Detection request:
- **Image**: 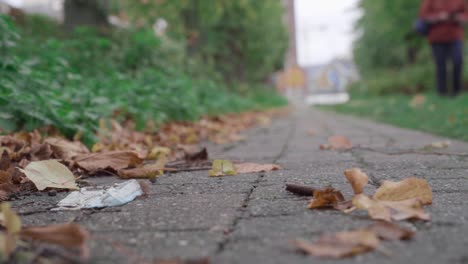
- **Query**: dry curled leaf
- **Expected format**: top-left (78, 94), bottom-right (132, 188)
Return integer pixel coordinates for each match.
top-left (234, 163), bottom-right (281, 174)
top-left (19, 160), bottom-right (78, 191)
top-left (308, 188), bottom-right (345, 209)
top-left (118, 156), bottom-right (167, 179)
top-left (44, 137), bottom-right (90, 161)
top-left (209, 160), bottom-right (237, 177)
top-left (343, 168), bottom-right (369, 195)
top-left (291, 230), bottom-right (380, 258)
top-left (20, 223), bottom-right (90, 259)
top-left (353, 194), bottom-right (430, 222)
top-left (373, 177), bottom-right (432, 205)
top-left (367, 221), bottom-right (415, 241)
top-left (74, 151), bottom-right (143, 173)
top-left (328, 136), bottom-right (353, 150)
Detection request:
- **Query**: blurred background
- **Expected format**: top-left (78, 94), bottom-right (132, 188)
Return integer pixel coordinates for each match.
top-left (1, 0), bottom-right (467, 142)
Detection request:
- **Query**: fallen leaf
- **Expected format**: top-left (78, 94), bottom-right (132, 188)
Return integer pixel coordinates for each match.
top-left (343, 168), bottom-right (369, 195)
top-left (333, 200), bottom-right (355, 212)
top-left (147, 147), bottom-right (171, 160)
top-left (353, 194), bottom-right (430, 222)
top-left (367, 221), bottom-right (415, 241)
top-left (234, 163), bottom-right (281, 174)
top-left (19, 160), bottom-right (78, 191)
top-left (20, 223), bottom-right (90, 258)
top-left (308, 188), bottom-right (345, 209)
top-left (74, 151), bottom-right (143, 173)
top-left (118, 156), bottom-right (167, 179)
top-left (0, 202), bottom-right (21, 258)
top-left (0, 203), bottom-right (21, 233)
top-left (321, 136), bottom-right (353, 150)
top-left (209, 160), bottom-right (237, 177)
top-left (45, 137), bottom-right (90, 160)
top-left (423, 141), bottom-right (451, 150)
top-left (291, 230), bottom-right (380, 258)
top-left (373, 177), bottom-right (432, 205)
top-left (30, 143), bottom-right (53, 161)
top-left (0, 151), bottom-right (11, 171)
top-left (184, 147), bottom-right (208, 162)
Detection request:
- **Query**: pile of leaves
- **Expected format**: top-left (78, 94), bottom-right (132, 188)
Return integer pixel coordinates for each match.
top-left (288, 167), bottom-right (433, 259)
top-left (0, 109), bottom-right (287, 200)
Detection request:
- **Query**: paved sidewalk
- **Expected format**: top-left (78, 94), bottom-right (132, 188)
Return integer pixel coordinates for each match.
top-left (14, 109), bottom-right (468, 264)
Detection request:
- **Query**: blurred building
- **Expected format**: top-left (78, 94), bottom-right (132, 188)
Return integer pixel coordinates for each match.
top-left (303, 58), bottom-right (359, 105)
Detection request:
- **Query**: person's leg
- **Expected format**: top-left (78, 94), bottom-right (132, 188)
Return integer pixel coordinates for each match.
top-left (449, 40), bottom-right (463, 96)
top-left (431, 43), bottom-right (449, 96)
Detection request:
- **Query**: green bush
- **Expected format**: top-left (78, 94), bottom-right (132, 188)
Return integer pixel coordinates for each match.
top-left (0, 15), bottom-right (286, 143)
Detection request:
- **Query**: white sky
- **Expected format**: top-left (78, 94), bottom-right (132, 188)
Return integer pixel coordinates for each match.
top-left (296, 0), bottom-right (361, 66)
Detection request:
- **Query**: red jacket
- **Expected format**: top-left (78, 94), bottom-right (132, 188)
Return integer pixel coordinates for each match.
top-left (419, 0), bottom-right (468, 43)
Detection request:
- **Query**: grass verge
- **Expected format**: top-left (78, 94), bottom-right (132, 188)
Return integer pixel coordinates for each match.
top-left (321, 92), bottom-right (468, 141)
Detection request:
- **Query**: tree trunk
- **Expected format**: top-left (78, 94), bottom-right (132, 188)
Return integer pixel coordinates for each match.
top-left (64, 0), bottom-right (109, 31)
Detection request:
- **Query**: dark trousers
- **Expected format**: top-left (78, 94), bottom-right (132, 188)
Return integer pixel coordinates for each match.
top-left (431, 41), bottom-right (463, 96)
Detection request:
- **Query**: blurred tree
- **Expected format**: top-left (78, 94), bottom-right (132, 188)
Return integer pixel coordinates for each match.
top-left (353, 0), bottom-right (428, 75)
top-left (114, 0), bottom-right (287, 83)
top-left (64, 0), bottom-right (109, 31)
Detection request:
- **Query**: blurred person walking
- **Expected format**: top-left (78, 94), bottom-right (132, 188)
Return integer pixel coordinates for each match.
top-left (419, 0), bottom-right (468, 97)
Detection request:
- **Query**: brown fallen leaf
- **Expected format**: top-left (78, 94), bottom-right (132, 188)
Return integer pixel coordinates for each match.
top-left (308, 188), bottom-right (345, 209)
top-left (409, 94), bottom-right (426, 108)
top-left (367, 221), bottom-right (415, 241)
top-left (328, 136), bottom-right (353, 150)
top-left (234, 163), bottom-right (281, 174)
top-left (353, 194), bottom-right (430, 222)
top-left (184, 147), bottom-right (208, 162)
top-left (74, 151), bottom-right (143, 173)
top-left (333, 200), bottom-right (355, 212)
top-left (19, 160), bottom-right (78, 191)
top-left (29, 143), bottom-right (54, 161)
top-left (343, 168), bottom-right (369, 195)
top-left (20, 223), bottom-right (90, 258)
top-left (291, 230), bottom-right (380, 258)
top-left (118, 156), bottom-right (168, 179)
top-left (45, 137), bottom-right (90, 161)
top-left (373, 177), bottom-right (432, 205)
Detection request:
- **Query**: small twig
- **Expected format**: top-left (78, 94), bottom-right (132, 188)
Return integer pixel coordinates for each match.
top-left (285, 184), bottom-right (316, 196)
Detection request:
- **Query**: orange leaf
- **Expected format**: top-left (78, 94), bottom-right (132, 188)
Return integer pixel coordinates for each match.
top-left (308, 188), bottom-right (345, 209)
top-left (343, 168), bottom-right (369, 195)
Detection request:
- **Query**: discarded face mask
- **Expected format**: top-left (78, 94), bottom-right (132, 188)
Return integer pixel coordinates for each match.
top-left (54, 179), bottom-right (143, 210)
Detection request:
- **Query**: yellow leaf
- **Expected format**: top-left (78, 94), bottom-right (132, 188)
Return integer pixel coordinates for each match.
top-left (209, 160), bottom-right (237, 177)
top-left (0, 202), bottom-right (21, 258)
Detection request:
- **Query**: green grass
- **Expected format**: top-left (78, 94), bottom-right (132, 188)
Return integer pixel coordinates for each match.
top-left (321, 92), bottom-right (468, 141)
